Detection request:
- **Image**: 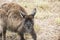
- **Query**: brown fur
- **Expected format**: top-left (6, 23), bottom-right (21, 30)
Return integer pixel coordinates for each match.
top-left (0, 9), bottom-right (7, 40)
top-left (0, 3), bottom-right (27, 14)
top-left (0, 3), bottom-right (27, 40)
top-left (0, 9), bottom-right (7, 25)
top-left (0, 3), bottom-right (37, 40)
top-left (7, 9), bottom-right (24, 32)
top-left (0, 9), bottom-right (7, 18)
top-left (0, 3), bottom-right (27, 32)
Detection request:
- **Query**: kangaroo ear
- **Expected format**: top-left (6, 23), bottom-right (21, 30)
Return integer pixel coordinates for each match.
top-left (20, 11), bottom-right (26, 18)
top-left (30, 8), bottom-right (36, 17)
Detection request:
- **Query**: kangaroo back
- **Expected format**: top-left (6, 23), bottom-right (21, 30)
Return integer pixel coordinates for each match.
top-left (0, 3), bottom-right (27, 14)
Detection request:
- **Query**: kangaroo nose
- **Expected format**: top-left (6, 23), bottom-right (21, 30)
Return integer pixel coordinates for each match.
top-left (27, 21), bottom-right (31, 26)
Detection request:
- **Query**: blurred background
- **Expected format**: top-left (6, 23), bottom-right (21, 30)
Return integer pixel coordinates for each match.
top-left (0, 0), bottom-right (60, 40)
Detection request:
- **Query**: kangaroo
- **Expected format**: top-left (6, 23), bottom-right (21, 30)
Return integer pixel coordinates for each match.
top-left (0, 3), bottom-right (37, 40)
